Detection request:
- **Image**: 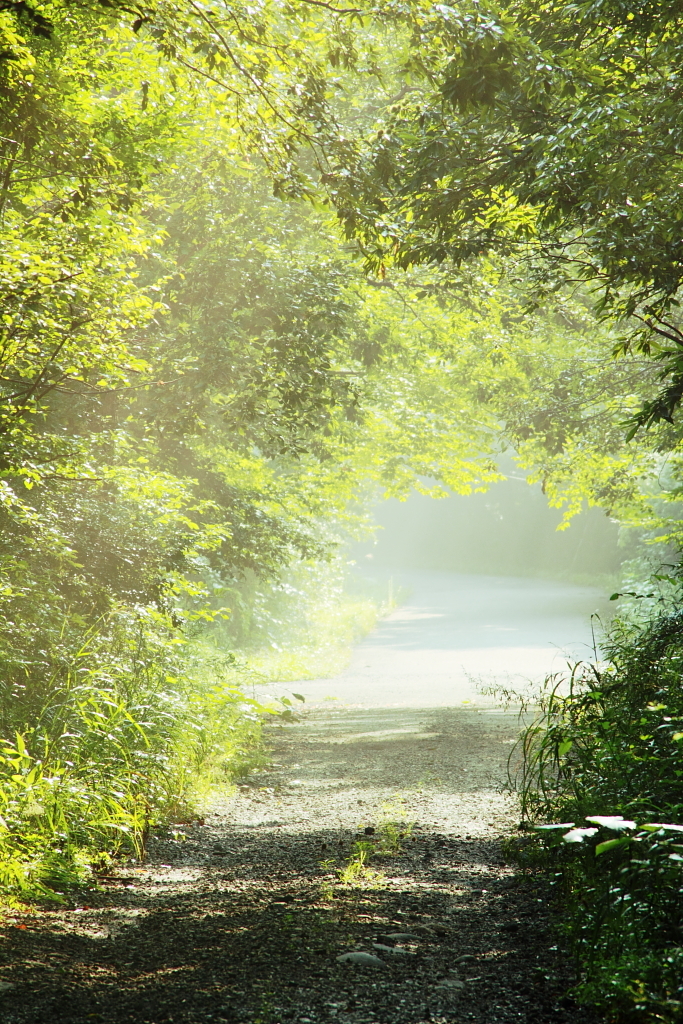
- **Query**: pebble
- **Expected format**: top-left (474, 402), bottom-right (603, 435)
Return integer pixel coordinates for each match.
top-left (336, 952), bottom-right (386, 967)
top-left (372, 943), bottom-right (414, 955)
top-left (385, 932), bottom-right (420, 941)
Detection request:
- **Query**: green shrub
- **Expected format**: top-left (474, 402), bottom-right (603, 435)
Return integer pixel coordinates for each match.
top-left (518, 609), bottom-right (683, 1022)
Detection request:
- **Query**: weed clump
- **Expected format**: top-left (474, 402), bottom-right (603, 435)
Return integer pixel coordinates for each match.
top-left (322, 797), bottom-right (414, 895)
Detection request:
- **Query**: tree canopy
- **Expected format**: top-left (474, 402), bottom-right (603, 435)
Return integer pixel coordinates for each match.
top-left (317, 0), bottom-right (683, 429)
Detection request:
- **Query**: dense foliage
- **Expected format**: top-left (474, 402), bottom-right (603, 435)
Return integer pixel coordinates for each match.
top-left (515, 608), bottom-right (683, 1021)
top-left (327, 0), bottom-right (683, 430)
top-left (4, 4), bottom-right (683, 1020)
top-left (0, 0), bottom-right (368, 893)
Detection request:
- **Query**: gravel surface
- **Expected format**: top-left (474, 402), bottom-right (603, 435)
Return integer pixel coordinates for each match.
top-left (0, 574), bottom-right (607, 1023)
top-left (0, 704), bottom-right (602, 1024)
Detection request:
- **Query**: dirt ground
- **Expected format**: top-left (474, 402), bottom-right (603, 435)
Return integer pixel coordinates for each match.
top-left (0, 702), bottom-right (603, 1024)
top-left (0, 573), bottom-right (609, 1023)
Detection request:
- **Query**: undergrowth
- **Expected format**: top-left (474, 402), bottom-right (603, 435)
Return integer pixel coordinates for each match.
top-left (0, 609), bottom-right (269, 902)
top-left (0, 563), bottom-right (394, 906)
top-left (514, 607), bottom-right (683, 1023)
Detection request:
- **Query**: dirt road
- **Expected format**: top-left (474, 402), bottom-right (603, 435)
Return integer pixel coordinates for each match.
top-left (0, 572), bottom-right (606, 1024)
top-left (284, 570), bottom-right (606, 708)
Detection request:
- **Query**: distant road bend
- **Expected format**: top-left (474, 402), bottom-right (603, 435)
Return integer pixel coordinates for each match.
top-left (290, 569), bottom-right (606, 708)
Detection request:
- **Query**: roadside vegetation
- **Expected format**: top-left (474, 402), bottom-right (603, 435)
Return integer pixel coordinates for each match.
top-left (0, 554), bottom-right (394, 902)
top-left (4, 1), bottom-right (683, 1018)
top-left (512, 600), bottom-right (683, 1022)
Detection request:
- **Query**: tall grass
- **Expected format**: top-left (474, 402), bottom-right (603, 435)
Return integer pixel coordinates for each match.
top-left (0, 608), bottom-right (268, 899)
top-left (0, 559), bottom-right (393, 903)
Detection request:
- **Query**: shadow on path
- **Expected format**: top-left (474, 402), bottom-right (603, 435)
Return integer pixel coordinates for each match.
top-left (1, 826), bottom-right (601, 1024)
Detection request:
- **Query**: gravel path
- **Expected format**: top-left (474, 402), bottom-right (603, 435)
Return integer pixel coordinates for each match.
top-left (278, 570), bottom-right (607, 708)
top-left (0, 572), bottom-right (607, 1024)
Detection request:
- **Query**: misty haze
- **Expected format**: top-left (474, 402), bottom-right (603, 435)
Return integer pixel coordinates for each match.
top-left (288, 470), bottom-right (617, 707)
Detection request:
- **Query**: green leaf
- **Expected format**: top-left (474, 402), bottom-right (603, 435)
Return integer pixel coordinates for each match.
top-left (595, 837), bottom-right (631, 856)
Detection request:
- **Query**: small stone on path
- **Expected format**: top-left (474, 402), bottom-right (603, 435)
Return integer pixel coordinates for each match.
top-left (372, 943), bottom-right (414, 955)
top-left (336, 952), bottom-right (386, 967)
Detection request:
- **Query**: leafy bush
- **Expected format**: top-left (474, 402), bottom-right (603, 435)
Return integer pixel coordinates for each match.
top-left (0, 548), bottom-right (394, 904)
top-left (518, 610), bottom-right (683, 1021)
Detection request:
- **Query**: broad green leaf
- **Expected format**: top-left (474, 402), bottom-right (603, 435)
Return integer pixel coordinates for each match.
top-left (595, 837), bottom-right (631, 856)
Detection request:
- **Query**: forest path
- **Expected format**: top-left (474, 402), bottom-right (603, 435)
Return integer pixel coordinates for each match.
top-left (2, 573), bottom-right (606, 1024)
top-left (282, 569), bottom-right (605, 708)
